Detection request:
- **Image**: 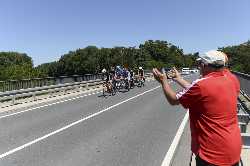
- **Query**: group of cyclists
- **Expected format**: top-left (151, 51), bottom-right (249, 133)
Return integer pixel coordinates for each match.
top-left (101, 66), bottom-right (145, 96)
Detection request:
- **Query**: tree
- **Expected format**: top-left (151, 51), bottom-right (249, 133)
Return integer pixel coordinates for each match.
top-left (0, 52), bottom-right (43, 81)
top-left (219, 41), bottom-right (250, 74)
top-left (3, 40), bottom-right (249, 81)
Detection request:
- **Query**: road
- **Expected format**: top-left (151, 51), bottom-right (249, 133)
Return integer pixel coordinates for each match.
top-left (0, 74), bottom-right (197, 166)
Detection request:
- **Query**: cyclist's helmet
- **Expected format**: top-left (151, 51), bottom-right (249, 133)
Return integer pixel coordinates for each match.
top-left (116, 66), bottom-right (121, 70)
top-left (102, 68), bottom-right (107, 73)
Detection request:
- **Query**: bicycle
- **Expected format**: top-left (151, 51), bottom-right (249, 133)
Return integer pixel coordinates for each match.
top-left (123, 78), bottom-right (130, 91)
top-left (102, 81), bottom-right (115, 96)
top-left (137, 76), bottom-right (145, 88)
top-left (129, 78), bottom-right (135, 89)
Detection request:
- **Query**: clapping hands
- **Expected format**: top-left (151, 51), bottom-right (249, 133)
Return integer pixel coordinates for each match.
top-left (166, 67), bottom-right (181, 81)
top-left (152, 68), bottom-right (166, 83)
top-left (152, 67), bottom-right (181, 84)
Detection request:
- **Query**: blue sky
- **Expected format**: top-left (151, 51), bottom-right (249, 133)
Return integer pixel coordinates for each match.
top-left (0, 0), bottom-right (250, 66)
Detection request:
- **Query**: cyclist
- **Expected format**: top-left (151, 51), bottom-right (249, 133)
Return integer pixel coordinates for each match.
top-left (122, 67), bottom-right (130, 90)
top-left (138, 67), bottom-right (145, 80)
top-left (129, 69), bottom-right (135, 88)
top-left (114, 66), bottom-right (123, 90)
top-left (115, 66), bottom-right (123, 79)
top-left (102, 68), bottom-right (114, 95)
top-left (137, 67), bottom-right (145, 86)
top-left (110, 66), bottom-right (117, 92)
top-left (101, 68), bottom-right (107, 81)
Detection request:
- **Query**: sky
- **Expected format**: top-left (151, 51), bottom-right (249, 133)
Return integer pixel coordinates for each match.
top-left (0, 0), bottom-right (250, 66)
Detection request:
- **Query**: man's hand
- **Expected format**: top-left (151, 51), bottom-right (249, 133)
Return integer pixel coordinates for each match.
top-left (152, 68), bottom-right (167, 83)
top-left (170, 67), bottom-right (182, 81)
top-left (153, 68), bottom-right (179, 105)
top-left (168, 67), bottom-right (191, 88)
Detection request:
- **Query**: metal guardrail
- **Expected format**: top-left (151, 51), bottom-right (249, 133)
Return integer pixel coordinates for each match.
top-left (238, 89), bottom-right (250, 149)
top-left (238, 103), bottom-right (250, 133)
top-left (0, 74), bottom-right (103, 92)
top-left (241, 133), bottom-right (250, 149)
top-left (0, 73), bottom-right (154, 107)
top-left (232, 71), bottom-right (250, 97)
top-left (0, 79), bottom-right (103, 106)
top-left (0, 71), bottom-right (153, 93)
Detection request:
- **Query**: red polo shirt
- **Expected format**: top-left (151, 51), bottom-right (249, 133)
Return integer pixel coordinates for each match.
top-left (176, 71), bottom-right (241, 165)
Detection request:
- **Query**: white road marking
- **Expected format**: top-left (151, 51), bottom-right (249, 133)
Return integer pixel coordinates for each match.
top-left (0, 86), bottom-right (160, 159)
top-left (0, 77), bottom-right (190, 121)
top-left (161, 111), bottom-right (189, 166)
top-left (0, 77), bottom-right (193, 160)
top-left (0, 90), bottom-right (103, 120)
top-left (160, 75), bottom-right (192, 165)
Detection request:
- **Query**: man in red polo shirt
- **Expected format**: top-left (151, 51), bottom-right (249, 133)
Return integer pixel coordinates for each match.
top-left (153, 50), bottom-right (241, 166)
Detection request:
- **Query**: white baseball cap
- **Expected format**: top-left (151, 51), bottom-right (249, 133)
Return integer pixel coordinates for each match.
top-left (197, 50), bottom-right (226, 66)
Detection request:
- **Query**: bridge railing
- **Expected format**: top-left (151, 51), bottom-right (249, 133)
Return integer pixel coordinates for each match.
top-left (232, 71), bottom-right (250, 150)
top-left (0, 70), bottom-right (151, 93)
top-left (0, 74), bottom-right (103, 92)
top-left (0, 72), bottom-right (153, 107)
top-left (0, 70), bottom-right (153, 93)
top-left (0, 79), bottom-right (104, 107)
top-left (232, 71), bottom-right (250, 97)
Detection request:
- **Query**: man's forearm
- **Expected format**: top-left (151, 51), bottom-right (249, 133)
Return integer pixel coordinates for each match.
top-left (174, 78), bottom-right (191, 89)
top-left (161, 79), bottom-right (179, 105)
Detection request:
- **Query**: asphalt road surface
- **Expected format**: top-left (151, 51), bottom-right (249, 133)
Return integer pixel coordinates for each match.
top-left (0, 74), bottom-right (198, 166)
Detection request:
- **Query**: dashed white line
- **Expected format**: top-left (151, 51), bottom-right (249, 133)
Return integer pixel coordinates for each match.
top-left (0, 86), bottom-right (160, 159)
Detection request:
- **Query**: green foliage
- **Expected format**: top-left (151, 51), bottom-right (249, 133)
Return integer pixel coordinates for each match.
top-left (0, 52), bottom-right (43, 81)
top-left (57, 46), bottom-right (100, 75)
top-left (139, 40), bottom-right (194, 69)
top-left (2, 39), bottom-right (250, 81)
top-left (219, 40), bottom-right (250, 74)
top-left (0, 52), bottom-right (32, 67)
top-left (52, 40), bottom-right (193, 75)
top-left (0, 41), bottom-right (197, 80)
top-left (35, 62), bottom-right (59, 77)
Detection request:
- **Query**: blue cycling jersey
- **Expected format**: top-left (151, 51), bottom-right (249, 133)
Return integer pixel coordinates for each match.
top-left (122, 70), bottom-right (128, 77)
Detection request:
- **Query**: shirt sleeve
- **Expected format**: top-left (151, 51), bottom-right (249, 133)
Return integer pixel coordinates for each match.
top-left (176, 82), bottom-right (202, 109)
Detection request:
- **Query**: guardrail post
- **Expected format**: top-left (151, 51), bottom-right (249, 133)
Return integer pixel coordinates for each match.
top-left (77, 85), bottom-right (80, 92)
top-left (63, 88), bottom-right (67, 95)
top-left (86, 83), bottom-right (89, 90)
top-left (12, 95), bottom-right (16, 105)
top-left (49, 90), bottom-right (53, 98)
top-left (33, 93), bottom-right (36, 101)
